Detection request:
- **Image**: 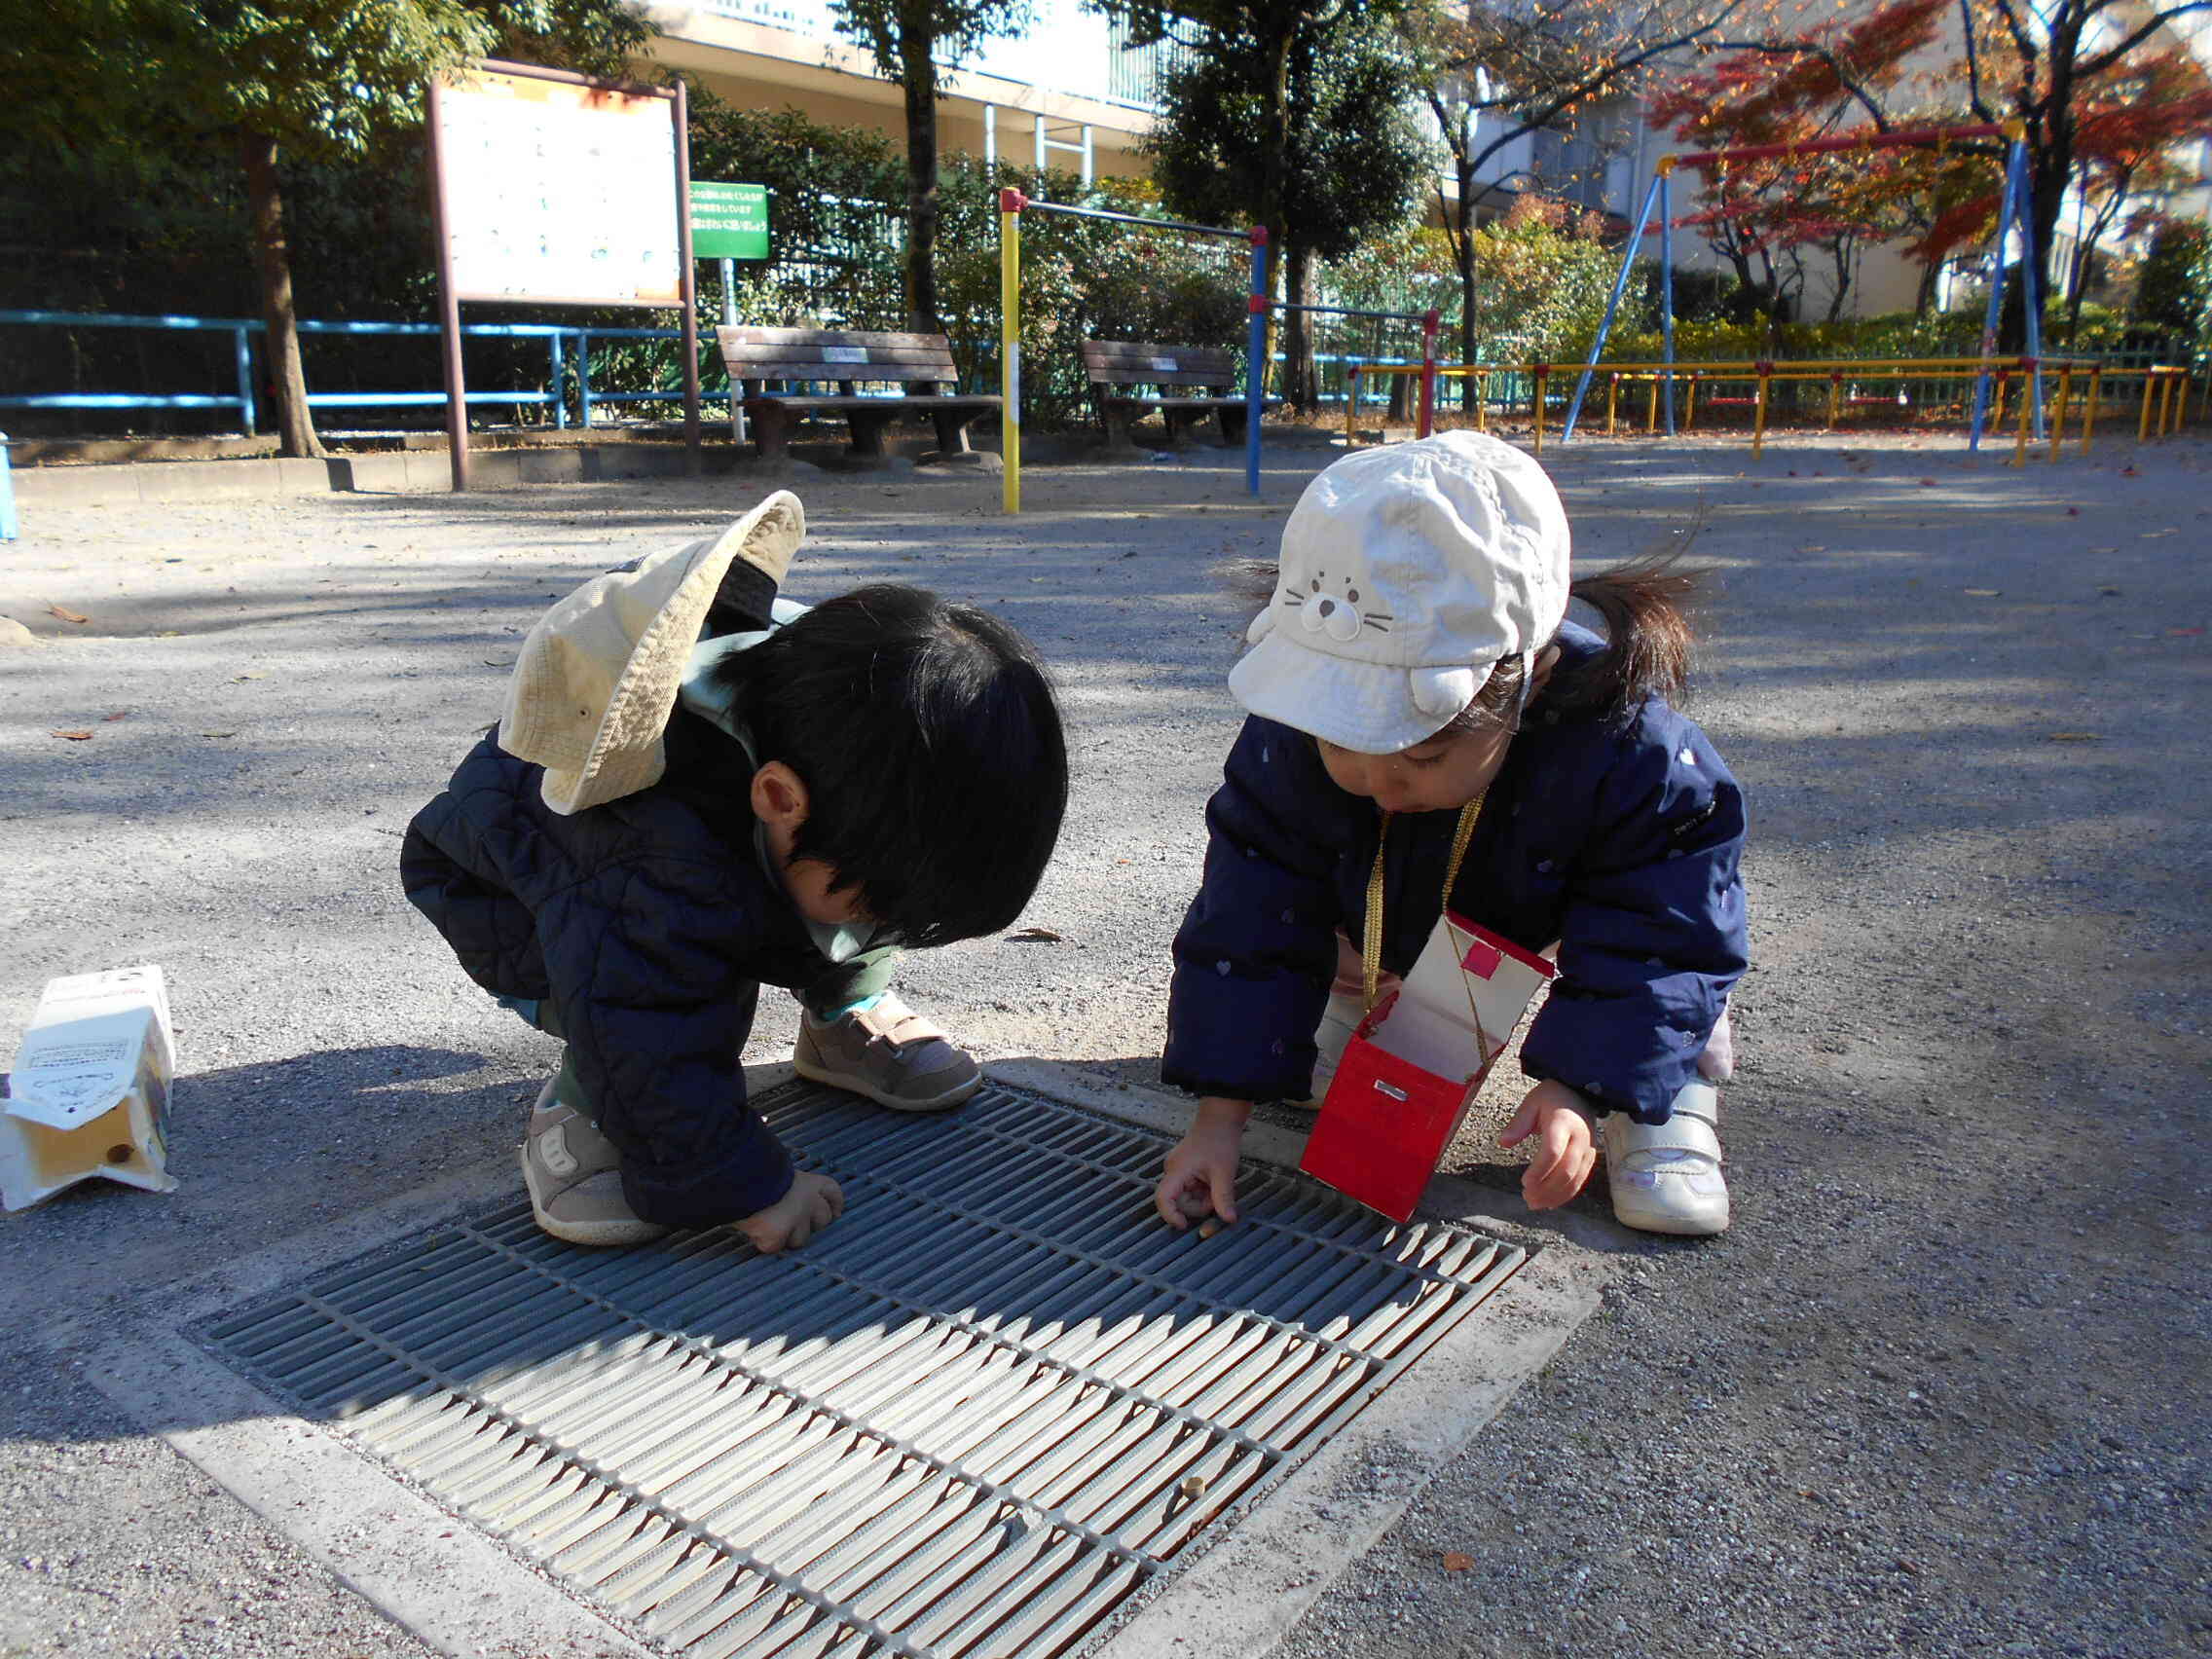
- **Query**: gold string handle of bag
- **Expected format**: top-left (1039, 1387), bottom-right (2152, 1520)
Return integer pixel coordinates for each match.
top-left (1358, 792), bottom-right (1492, 1065)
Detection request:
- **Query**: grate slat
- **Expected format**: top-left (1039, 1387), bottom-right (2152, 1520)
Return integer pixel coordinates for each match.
top-left (206, 1079), bottom-right (1529, 1659)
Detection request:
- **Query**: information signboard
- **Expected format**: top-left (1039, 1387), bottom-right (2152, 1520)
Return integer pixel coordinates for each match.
top-left (434, 67), bottom-right (682, 306)
top-left (689, 181), bottom-right (769, 261)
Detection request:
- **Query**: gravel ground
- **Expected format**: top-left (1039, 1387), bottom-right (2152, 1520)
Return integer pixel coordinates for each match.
top-left (1, 425), bottom-right (2206, 1657)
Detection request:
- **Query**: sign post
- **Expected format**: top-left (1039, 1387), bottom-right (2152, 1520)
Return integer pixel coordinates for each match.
top-left (689, 180), bottom-right (769, 446)
top-left (425, 59), bottom-right (698, 490)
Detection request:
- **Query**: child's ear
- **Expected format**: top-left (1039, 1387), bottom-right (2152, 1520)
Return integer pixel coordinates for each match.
top-left (1530, 645), bottom-right (1564, 697)
top-left (750, 761), bottom-right (811, 832)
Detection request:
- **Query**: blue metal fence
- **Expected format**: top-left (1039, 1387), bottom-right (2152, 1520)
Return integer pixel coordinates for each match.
top-left (0, 311), bottom-right (720, 433)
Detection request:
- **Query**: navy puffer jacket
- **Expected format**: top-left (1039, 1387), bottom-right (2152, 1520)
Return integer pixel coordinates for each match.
top-left (400, 708), bottom-right (825, 1227)
top-left (1162, 622), bottom-right (1749, 1123)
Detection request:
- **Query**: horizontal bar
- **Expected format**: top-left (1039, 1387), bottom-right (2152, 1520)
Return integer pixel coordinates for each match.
top-left (1672, 123), bottom-right (2006, 167)
top-left (1012, 199), bottom-right (1250, 240)
top-left (1265, 303), bottom-right (1430, 322)
top-left (2, 309), bottom-right (595, 340)
top-left (0, 393), bottom-right (245, 409)
top-left (303, 390), bottom-right (553, 407)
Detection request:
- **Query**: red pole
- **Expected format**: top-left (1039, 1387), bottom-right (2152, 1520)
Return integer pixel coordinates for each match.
top-left (1419, 308), bottom-right (1439, 439)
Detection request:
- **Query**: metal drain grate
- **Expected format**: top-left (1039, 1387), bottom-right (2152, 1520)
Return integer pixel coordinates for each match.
top-left (205, 1079), bottom-right (1528, 1659)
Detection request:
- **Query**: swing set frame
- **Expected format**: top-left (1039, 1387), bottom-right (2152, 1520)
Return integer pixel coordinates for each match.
top-left (1561, 119), bottom-right (2044, 452)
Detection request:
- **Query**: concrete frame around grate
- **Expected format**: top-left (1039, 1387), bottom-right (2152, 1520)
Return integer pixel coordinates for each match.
top-left (87, 1060), bottom-right (1612, 1659)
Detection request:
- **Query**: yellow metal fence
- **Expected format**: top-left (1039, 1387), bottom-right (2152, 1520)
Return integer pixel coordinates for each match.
top-left (1346, 357), bottom-right (2201, 461)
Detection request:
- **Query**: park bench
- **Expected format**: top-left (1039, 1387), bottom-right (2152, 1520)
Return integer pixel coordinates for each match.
top-left (717, 327), bottom-right (999, 462)
top-left (1083, 340), bottom-right (1272, 449)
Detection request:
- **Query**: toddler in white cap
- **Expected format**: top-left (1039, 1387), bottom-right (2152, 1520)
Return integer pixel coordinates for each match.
top-left (1158, 431), bottom-right (1747, 1235)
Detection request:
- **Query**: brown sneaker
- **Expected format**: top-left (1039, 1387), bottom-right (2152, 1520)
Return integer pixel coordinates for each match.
top-left (792, 993), bottom-right (981, 1113)
top-left (520, 1079), bottom-right (670, 1246)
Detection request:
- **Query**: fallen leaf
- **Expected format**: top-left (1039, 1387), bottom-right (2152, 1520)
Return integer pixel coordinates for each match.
top-left (1443, 1553), bottom-right (1475, 1572)
top-left (1008, 926), bottom-right (1064, 942)
top-left (101, 710), bottom-right (129, 721)
top-left (2047, 732), bottom-right (2100, 742)
top-left (47, 604), bottom-right (90, 624)
top-left (201, 729), bottom-right (238, 738)
top-left (1918, 478), bottom-right (1936, 487)
top-left (2087, 546), bottom-right (2118, 554)
top-left (2169, 627), bottom-right (2204, 637)
top-left (232, 670), bottom-right (268, 682)
top-left (2141, 528), bottom-right (2176, 538)
top-left (51, 729), bottom-right (93, 741)
top-left (2065, 506), bottom-right (2080, 516)
top-left (1963, 588), bottom-right (2002, 598)
top-left (482, 654), bottom-right (517, 668)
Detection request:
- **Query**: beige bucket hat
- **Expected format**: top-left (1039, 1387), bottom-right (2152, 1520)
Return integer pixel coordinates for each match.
top-left (498, 490), bottom-right (805, 814)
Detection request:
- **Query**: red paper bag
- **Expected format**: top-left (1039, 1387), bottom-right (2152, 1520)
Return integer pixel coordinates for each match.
top-left (1300, 911), bottom-right (1555, 1222)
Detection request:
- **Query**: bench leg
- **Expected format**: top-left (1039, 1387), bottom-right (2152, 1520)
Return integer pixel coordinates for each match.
top-left (748, 402), bottom-right (793, 461)
top-left (1217, 407), bottom-right (1249, 447)
top-left (845, 411), bottom-right (897, 461)
top-left (1101, 402), bottom-right (1137, 450)
top-left (930, 411), bottom-right (975, 455)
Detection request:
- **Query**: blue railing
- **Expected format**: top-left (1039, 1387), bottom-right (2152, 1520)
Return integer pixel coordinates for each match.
top-left (0, 311), bottom-right (720, 433)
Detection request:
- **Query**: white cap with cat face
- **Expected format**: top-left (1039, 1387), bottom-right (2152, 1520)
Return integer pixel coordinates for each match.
top-left (1231, 430), bottom-right (1571, 755)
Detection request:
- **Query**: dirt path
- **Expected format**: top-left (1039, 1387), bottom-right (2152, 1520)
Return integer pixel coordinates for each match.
top-left (2, 430), bottom-right (2205, 1657)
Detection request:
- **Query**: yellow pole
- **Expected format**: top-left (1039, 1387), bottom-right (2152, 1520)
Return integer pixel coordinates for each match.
top-left (2137, 370), bottom-right (2156, 442)
top-left (2010, 365), bottom-right (2032, 466)
top-left (1346, 366), bottom-right (1359, 448)
top-left (1825, 372), bottom-right (1842, 429)
top-left (2081, 367), bottom-right (2101, 454)
top-left (1751, 365), bottom-right (1770, 459)
top-left (999, 191), bottom-right (1022, 515)
top-left (1992, 369), bottom-right (2008, 429)
top-left (1476, 370), bottom-right (1489, 432)
top-left (2048, 366), bottom-right (2072, 463)
top-left (1645, 375), bottom-right (1660, 433)
top-left (1685, 373), bottom-right (1699, 431)
top-left (1605, 372), bottom-right (1618, 436)
top-left (1532, 364), bottom-right (1547, 456)
top-left (2162, 370), bottom-right (2182, 436)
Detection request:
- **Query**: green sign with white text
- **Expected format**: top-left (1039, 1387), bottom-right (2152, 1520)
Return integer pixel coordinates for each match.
top-left (689, 181), bottom-right (769, 261)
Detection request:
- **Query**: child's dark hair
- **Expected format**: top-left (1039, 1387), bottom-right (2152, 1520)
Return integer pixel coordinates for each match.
top-left (710, 584), bottom-right (1068, 947)
top-left (1448, 554), bottom-right (1700, 733)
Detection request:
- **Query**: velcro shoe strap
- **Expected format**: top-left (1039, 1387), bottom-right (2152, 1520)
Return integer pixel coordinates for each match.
top-left (1610, 1112), bottom-right (1722, 1161)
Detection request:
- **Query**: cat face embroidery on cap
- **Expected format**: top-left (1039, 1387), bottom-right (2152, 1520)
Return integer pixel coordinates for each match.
top-left (1279, 566), bottom-right (1393, 644)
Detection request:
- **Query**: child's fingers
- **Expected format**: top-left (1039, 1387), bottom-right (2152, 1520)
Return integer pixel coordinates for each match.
top-left (1206, 1167), bottom-right (1239, 1227)
top-left (1154, 1175), bottom-right (1193, 1231)
top-left (1497, 1094), bottom-right (1542, 1148)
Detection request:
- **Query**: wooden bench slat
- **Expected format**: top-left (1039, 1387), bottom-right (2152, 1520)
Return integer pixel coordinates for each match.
top-left (743, 394), bottom-right (1000, 411)
top-left (719, 342), bottom-right (957, 365)
top-left (721, 327), bottom-right (952, 350)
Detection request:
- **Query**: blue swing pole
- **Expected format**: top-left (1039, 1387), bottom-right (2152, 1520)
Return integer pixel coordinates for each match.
top-left (1563, 169), bottom-right (1666, 442)
top-left (1247, 226), bottom-right (1269, 498)
top-left (2015, 139), bottom-right (2046, 441)
top-left (1659, 160), bottom-right (1677, 435)
top-left (1969, 132), bottom-right (2030, 452)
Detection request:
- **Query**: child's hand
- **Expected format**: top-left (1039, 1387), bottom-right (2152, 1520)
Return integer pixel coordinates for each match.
top-left (1499, 1082), bottom-right (1599, 1210)
top-left (1154, 1098), bottom-right (1251, 1230)
top-left (737, 1170), bottom-right (845, 1253)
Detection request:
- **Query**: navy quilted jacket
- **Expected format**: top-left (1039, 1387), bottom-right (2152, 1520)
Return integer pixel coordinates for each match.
top-left (1162, 622), bottom-right (1749, 1123)
top-left (400, 708), bottom-right (821, 1227)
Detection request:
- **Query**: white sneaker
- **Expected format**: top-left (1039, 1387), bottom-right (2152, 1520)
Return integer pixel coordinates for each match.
top-left (1602, 1080), bottom-right (1730, 1235)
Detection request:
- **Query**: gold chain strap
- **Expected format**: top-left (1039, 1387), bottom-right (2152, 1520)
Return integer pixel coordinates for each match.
top-left (1359, 790), bottom-right (1489, 1016)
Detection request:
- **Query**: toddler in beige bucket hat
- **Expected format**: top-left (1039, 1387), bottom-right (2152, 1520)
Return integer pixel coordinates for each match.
top-left (402, 493), bottom-right (1069, 1255)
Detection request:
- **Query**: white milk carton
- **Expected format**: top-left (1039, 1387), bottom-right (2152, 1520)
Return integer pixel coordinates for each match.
top-left (1, 966), bottom-right (176, 1211)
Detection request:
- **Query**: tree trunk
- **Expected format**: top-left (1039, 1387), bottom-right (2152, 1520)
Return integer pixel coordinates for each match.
top-left (1456, 158), bottom-right (1480, 412)
top-left (1282, 240), bottom-right (1315, 410)
top-left (238, 128), bottom-right (324, 460)
top-left (899, 16), bottom-right (942, 334)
